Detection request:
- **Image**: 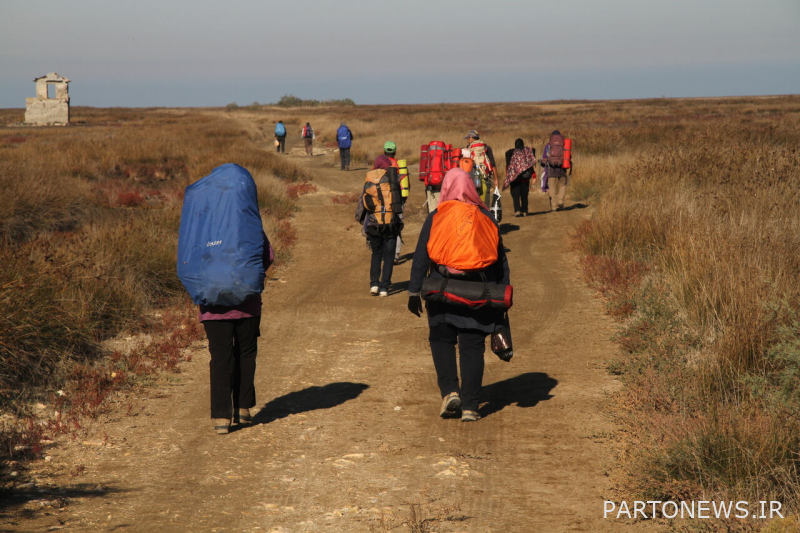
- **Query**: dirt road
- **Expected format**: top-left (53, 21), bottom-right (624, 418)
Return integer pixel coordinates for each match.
top-left (3, 135), bottom-right (654, 532)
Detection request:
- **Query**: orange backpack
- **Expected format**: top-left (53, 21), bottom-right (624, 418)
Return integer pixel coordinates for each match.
top-left (363, 169), bottom-right (399, 225)
top-left (428, 201), bottom-right (499, 272)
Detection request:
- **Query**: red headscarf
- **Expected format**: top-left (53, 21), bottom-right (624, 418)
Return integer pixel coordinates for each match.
top-left (439, 168), bottom-right (486, 209)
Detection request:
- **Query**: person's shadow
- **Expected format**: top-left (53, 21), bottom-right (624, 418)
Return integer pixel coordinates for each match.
top-left (479, 372), bottom-right (557, 418)
top-left (499, 223), bottom-right (520, 235)
top-left (252, 382), bottom-right (369, 425)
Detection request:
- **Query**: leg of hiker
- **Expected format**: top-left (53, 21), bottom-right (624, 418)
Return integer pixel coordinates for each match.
top-left (510, 181), bottom-right (522, 215)
top-left (339, 149), bottom-right (346, 170)
top-left (556, 176), bottom-right (567, 209)
top-left (380, 234), bottom-right (396, 292)
top-left (520, 178), bottom-right (530, 214)
top-left (457, 329), bottom-right (487, 413)
top-left (304, 138), bottom-right (313, 156)
top-left (367, 233), bottom-right (384, 290)
top-left (231, 316), bottom-right (259, 418)
top-left (429, 322), bottom-right (460, 398)
top-left (344, 148), bottom-right (351, 170)
top-left (547, 177), bottom-right (559, 211)
top-left (204, 320), bottom-right (236, 421)
top-left (278, 136), bottom-right (286, 154)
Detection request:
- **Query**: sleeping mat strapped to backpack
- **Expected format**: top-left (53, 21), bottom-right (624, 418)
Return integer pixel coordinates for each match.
top-left (177, 163), bottom-right (266, 307)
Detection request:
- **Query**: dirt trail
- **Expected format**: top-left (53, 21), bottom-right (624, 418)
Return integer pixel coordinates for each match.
top-left (3, 130), bottom-right (656, 532)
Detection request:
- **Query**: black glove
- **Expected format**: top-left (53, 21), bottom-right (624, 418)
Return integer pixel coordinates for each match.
top-left (407, 294), bottom-right (423, 317)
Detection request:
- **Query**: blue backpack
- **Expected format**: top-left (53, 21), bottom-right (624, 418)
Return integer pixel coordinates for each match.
top-left (275, 122), bottom-right (286, 136)
top-left (337, 126), bottom-right (352, 149)
top-left (177, 164), bottom-right (266, 307)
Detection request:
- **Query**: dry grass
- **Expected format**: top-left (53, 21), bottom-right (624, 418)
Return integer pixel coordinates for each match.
top-left (3, 95), bottom-right (800, 521)
top-left (0, 107), bottom-right (309, 460)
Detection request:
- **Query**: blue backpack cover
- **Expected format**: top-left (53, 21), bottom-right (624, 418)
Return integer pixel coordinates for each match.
top-left (177, 164), bottom-right (265, 306)
top-left (275, 122), bottom-right (286, 136)
top-left (337, 126), bottom-right (351, 149)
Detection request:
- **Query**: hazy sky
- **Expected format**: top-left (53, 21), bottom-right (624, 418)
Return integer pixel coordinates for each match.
top-left (1, 0), bottom-right (798, 107)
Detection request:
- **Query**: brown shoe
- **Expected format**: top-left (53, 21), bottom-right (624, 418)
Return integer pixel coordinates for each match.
top-left (461, 410), bottom-right (480, 422)
top-left (440, 392), bottom-right (462, 419)
top-left (213, 418), bottom-right (231, 435)
top-left (237, 408), bottom-right (253, 425)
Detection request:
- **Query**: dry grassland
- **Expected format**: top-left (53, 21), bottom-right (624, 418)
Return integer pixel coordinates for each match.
top-left (2, 95), bottom-right (799, 521)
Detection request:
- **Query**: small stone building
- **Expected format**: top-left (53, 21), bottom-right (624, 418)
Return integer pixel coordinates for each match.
top-left (25, 72), bottom-right (71, 125)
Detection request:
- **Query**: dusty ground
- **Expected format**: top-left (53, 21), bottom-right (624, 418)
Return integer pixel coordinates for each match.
top-left (1, 132), bottom-right (658, 532)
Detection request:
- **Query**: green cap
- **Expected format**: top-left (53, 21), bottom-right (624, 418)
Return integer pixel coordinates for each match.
top-left (383, 141), bottom-right (397, 154)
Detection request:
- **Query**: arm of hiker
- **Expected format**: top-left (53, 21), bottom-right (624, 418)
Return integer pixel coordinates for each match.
top-left (262, 232), bottom-right (275, 271)
top-left (497, 237), bottom-right (510, 285)
top-left (408, 213), bottom-right (434, 295)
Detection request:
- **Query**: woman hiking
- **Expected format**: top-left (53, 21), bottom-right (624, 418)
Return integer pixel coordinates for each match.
top-left (177, 164), bottom-right (274, 435)
top-left (503, 138), bottom-right (537, 217)
top-left (407, 168), bottom-right (510, 422)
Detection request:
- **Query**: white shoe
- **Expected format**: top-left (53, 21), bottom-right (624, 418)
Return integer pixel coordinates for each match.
top-left (379, 290), bottom-right (388, 297)
top-left (370, 286), bottom-right (379, 295)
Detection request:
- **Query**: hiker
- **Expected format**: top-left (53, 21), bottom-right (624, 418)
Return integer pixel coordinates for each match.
top-left (176, 164), bottom-right (274, 435)
top-left (503, 138), bottom-right (537, 217)
top-left (337, 122), bottom-right (354, 170)
top-left (301, 122), bottom-right (314, 155)
top-left (274, 120), bottom-right (287, 154)
top-left (407, 168), bottom-right (510, 422)
top-left (356, 156), bottom-right (403, 296)
top-left (464, 130), bottom-right (497, 207)
top-left (541, 130), bottom-right (573, 211)
top-left (372, 141), bottom-right (407, 264)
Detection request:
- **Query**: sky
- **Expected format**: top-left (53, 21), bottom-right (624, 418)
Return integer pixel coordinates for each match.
top-left (1, 0), bottom-right (798, 107)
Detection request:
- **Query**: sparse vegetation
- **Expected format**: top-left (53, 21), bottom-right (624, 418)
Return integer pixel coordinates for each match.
top-left (276, 94), bottom-right (356, 108)
top-left (0, 107), bottom-right (310, 465)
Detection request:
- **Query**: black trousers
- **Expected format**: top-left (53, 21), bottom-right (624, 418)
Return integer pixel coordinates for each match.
top-left (202, 317), bottom-right (260, 419)
top-left (367, 232), bottom-right (396, 291)
top-left (510, 178), bottom-right (530, 214)
top-left (276, 135), bottom-right (286, 153)
top-left (340, 148), bottom-right (351, 170)
top-left (429, 322), bottom-right (487, 412)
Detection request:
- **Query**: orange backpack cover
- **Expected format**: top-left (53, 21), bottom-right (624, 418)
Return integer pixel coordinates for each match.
top-left (428, 201), bottom-right (499, 271)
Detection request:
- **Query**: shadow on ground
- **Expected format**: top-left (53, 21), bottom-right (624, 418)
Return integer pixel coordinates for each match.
top-left (253, 382), bottom-right (369, 425)
top-left (479, 372), bottom-right (557, 418)
top-left (0, 483), bottom-right (125, 514)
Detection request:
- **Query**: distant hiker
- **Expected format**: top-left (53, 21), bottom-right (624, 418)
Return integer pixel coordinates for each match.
top-left (274, 120), bottom-right (287, 154)
top-left (177, 164), bottom-right (274, 435)
top-left (356, 156), bottom-right (403, 296)
top-left (302, 122), bottom-right (314, 156)
top-left (464, 130), bottom-right (497, 207)
top-left (337, 122), bottom-right (354, 170)
top-left (541, 130), bottom-right (573, 211)
top-left (407, 168), bottom-right (511, 422)
top-left (503, 138), bottom-right (537, 217)
top-left (372, 141), bottom-right (407, 264)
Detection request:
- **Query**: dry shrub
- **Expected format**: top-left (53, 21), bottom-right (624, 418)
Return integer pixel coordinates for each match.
top-left (571, 96), bottom-right (800, 514)
top-left (0, 108), bottom-right (305, 414)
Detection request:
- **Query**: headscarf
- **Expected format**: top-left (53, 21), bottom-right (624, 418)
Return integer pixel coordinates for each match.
top-left (503, 139), bottom-right (536, 190)
top-left (439, 168), bottom-right (486, 209)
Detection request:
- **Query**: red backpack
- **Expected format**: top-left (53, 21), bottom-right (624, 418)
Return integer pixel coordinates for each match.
top-left (419, 141), bottom-right (454, 187)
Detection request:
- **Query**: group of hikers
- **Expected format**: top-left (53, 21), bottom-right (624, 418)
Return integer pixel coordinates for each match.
top-left (273, 120), bottom-right (355, 171)
top-left (177, 127), bottom-right (572, 433)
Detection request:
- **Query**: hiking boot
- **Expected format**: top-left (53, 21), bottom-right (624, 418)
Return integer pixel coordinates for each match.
top-left (237, 408), bottom-right (253, 425)
top-left (461, 410), bottom-right (480, 422)
top-left (213, 418), bottom-right (230, 435)
top-left (514, 212), bottom-right (523, 218)
top-left (370, 286), bottom-right (379, 296)
top-left (379, 290), bottom-right (389, 297)
top-left (440, 392), bottom-right (462, 419)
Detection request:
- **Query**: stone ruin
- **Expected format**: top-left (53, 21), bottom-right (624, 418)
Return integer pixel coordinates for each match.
top-left (25, 72), bottom-right (70, 125)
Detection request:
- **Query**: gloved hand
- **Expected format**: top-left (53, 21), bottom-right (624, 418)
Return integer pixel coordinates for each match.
top-left (407, 294), bottom-right (423, 317)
